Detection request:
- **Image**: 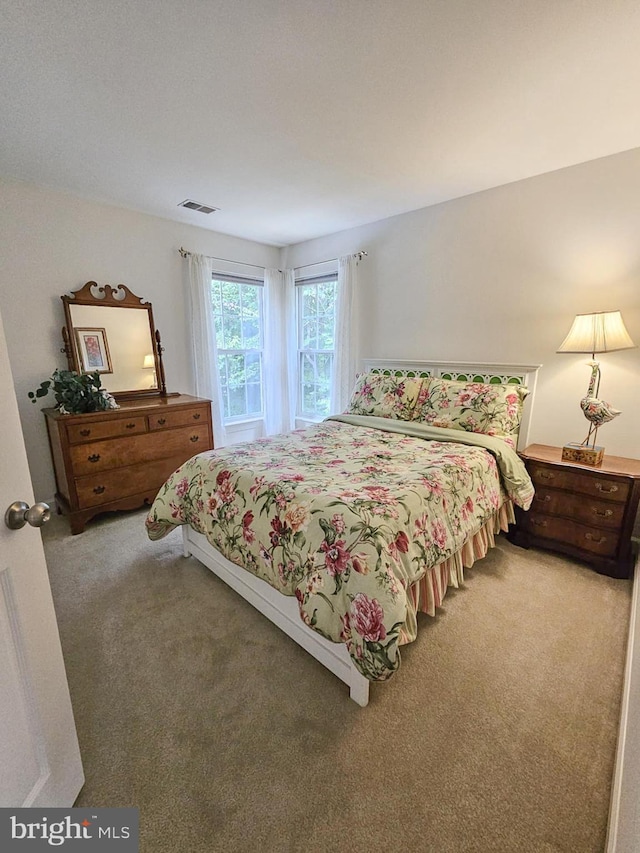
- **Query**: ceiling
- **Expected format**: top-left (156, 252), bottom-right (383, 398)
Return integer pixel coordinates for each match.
top-left (2, 0), bottom-right (640, 248)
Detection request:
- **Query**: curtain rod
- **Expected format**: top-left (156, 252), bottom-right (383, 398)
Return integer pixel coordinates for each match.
top-left (178, 247), bottom-right (367, 271)
top-left (178, 247), bottom-right (267, 271)
top-left (293, 251), bottom-right (367, 271)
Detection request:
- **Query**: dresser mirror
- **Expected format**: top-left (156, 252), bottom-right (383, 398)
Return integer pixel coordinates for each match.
top-left (61, 281), bottom-right (167, 398)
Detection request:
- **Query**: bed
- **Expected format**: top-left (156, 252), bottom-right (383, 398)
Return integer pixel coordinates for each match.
top-left (145, 360), bottom-right (539, 705)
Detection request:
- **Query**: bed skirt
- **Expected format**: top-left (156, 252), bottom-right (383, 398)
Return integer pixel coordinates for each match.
top-left (404, 501), bottom-right (515, 632)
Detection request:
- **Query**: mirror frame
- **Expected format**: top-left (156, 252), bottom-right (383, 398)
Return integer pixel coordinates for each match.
top-left (61, 281), bottom-right (167, 399)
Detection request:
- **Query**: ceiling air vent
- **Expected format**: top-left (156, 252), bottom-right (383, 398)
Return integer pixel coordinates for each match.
top-left (178, 199), bottom-right (219, 214)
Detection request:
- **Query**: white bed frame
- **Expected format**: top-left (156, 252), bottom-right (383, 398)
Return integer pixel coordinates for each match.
top-left (181, 360), bottom-right (541, 706)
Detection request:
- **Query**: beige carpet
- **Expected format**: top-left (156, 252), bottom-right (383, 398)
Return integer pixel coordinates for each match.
top-left (43, 508), bottom-right (631, 853)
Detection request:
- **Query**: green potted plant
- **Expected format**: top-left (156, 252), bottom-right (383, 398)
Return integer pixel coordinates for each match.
top-left (28, 369), bottom-right (119, 414)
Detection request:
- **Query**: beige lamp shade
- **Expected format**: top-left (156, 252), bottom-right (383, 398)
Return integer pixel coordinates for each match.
top-left (142, 353), bottom-right (155, 369)
top-left (557, 310), bottom-right (636, 356)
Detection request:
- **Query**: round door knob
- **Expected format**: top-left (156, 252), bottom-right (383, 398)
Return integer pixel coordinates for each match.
top-left (4, 501), bottom-right (51, 530)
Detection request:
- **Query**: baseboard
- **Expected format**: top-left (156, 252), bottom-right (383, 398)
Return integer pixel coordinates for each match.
top-left (606, 553), bottom-right (640, 853)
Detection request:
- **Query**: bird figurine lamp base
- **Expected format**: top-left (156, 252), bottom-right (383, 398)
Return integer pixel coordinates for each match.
top-left (561, 442), bottom-right (604, 467)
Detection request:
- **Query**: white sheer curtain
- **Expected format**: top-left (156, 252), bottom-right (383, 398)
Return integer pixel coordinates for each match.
top-left (186, 253), bottom-right (227, 446)
top-left (330, 254), bottom-right (359, 414)
top-left (263, 268), bottom-right (296, 435)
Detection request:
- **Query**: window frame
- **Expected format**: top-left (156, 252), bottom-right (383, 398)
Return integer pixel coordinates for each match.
top-left (295, 271), bottom-right (338, 421)
top-left (210, 273), bottom-right (265, 424)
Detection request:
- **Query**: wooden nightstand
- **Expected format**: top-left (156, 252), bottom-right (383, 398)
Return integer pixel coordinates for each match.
top-left (511, 444), bottom-right (640, 579)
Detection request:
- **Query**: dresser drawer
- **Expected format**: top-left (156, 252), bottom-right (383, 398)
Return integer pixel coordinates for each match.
top-left (530, 488), bottom-right (626, 530)
top-left (75, 454), bottom-right (194, 509)
top-left (66, 416), bottom-right (147, 444)
top-left (148, 406), bottom-right (209, 431)
top-left (70, 424), bottom-right (211, 475)
top-left (529, 463), bottom-right (630, 503)
top-left (527, 512), bottom-right (619, 558)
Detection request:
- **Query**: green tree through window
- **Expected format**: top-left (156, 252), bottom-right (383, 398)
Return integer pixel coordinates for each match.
top-left (211, 278), bottom-right (264, 420)
top-left (297, 277), bottom-right (337, 418)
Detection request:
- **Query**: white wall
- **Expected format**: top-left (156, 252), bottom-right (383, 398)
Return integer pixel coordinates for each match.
top-left (283, 148), bottom-right (640, 461)
top-left (0, 178), bottom-right (279, 501)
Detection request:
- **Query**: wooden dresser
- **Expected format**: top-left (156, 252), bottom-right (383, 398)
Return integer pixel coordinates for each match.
top-left (512, 444), bottom-right (640, 578)
top-left (45, 395), bottom-right (213, 534)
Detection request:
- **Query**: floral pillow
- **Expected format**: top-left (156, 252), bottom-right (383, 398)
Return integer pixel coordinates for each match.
top-left (346, 372), bottom-right (426, 421)
top-left (412, 377), bottom-right (528, 446)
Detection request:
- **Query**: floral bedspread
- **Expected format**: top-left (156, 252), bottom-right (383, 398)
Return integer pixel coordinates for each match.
top-left (145, 417), bottom-right (533, 681)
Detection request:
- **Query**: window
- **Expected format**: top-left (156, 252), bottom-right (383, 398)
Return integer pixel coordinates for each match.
top-left (211, 276), bottom-right (264, 421)
top-left (296, 273), bottom-right (338, 419)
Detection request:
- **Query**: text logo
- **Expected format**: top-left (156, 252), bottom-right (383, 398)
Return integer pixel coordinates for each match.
top-left (0, 808), bottom-right (138, 851)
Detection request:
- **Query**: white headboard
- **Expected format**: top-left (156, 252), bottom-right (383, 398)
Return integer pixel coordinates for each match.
top-left (362, 358), bottom-right (541, 451)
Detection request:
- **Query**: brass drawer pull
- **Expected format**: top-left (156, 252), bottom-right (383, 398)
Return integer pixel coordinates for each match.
top-left (88, 454), bottom-right (101, 463)
top-left (190, 435), bottom-right (199, 443)
top-left (535, 495), bottom-right (551, 503)
top-left (80, 428), bottom-right (91, 437)
top-left (93, 485), bottom-right (105, 495)
top-left (538, 471), bottom-right (555, 480)
top-left (585, 532), bottom-right (607, 544)
top-left (125, 422), bottom-right (136, 429)
top-left (192, 413), bottom-right (201, 420)
top-left (531, 518), bottom-right (548, 527)
top-left (592, 507), bottom-right (613, 518)
top-left (595, 482), bottom-right (618, 494)
top-left (157, 418), bottom-right (166, 426)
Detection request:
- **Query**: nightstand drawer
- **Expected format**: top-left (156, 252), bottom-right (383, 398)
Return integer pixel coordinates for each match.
top-left (530, 488), bottom-right (626, 530)
top-left (529, 463), bottom-right (629, 503)
top-left (527, 512), bottom-right (619, 558)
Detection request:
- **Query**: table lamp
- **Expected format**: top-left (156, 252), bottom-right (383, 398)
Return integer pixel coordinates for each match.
top-left (142, 353), bottom-right (156, 388)
top-left (557, 310), bottom-right (636, 465)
